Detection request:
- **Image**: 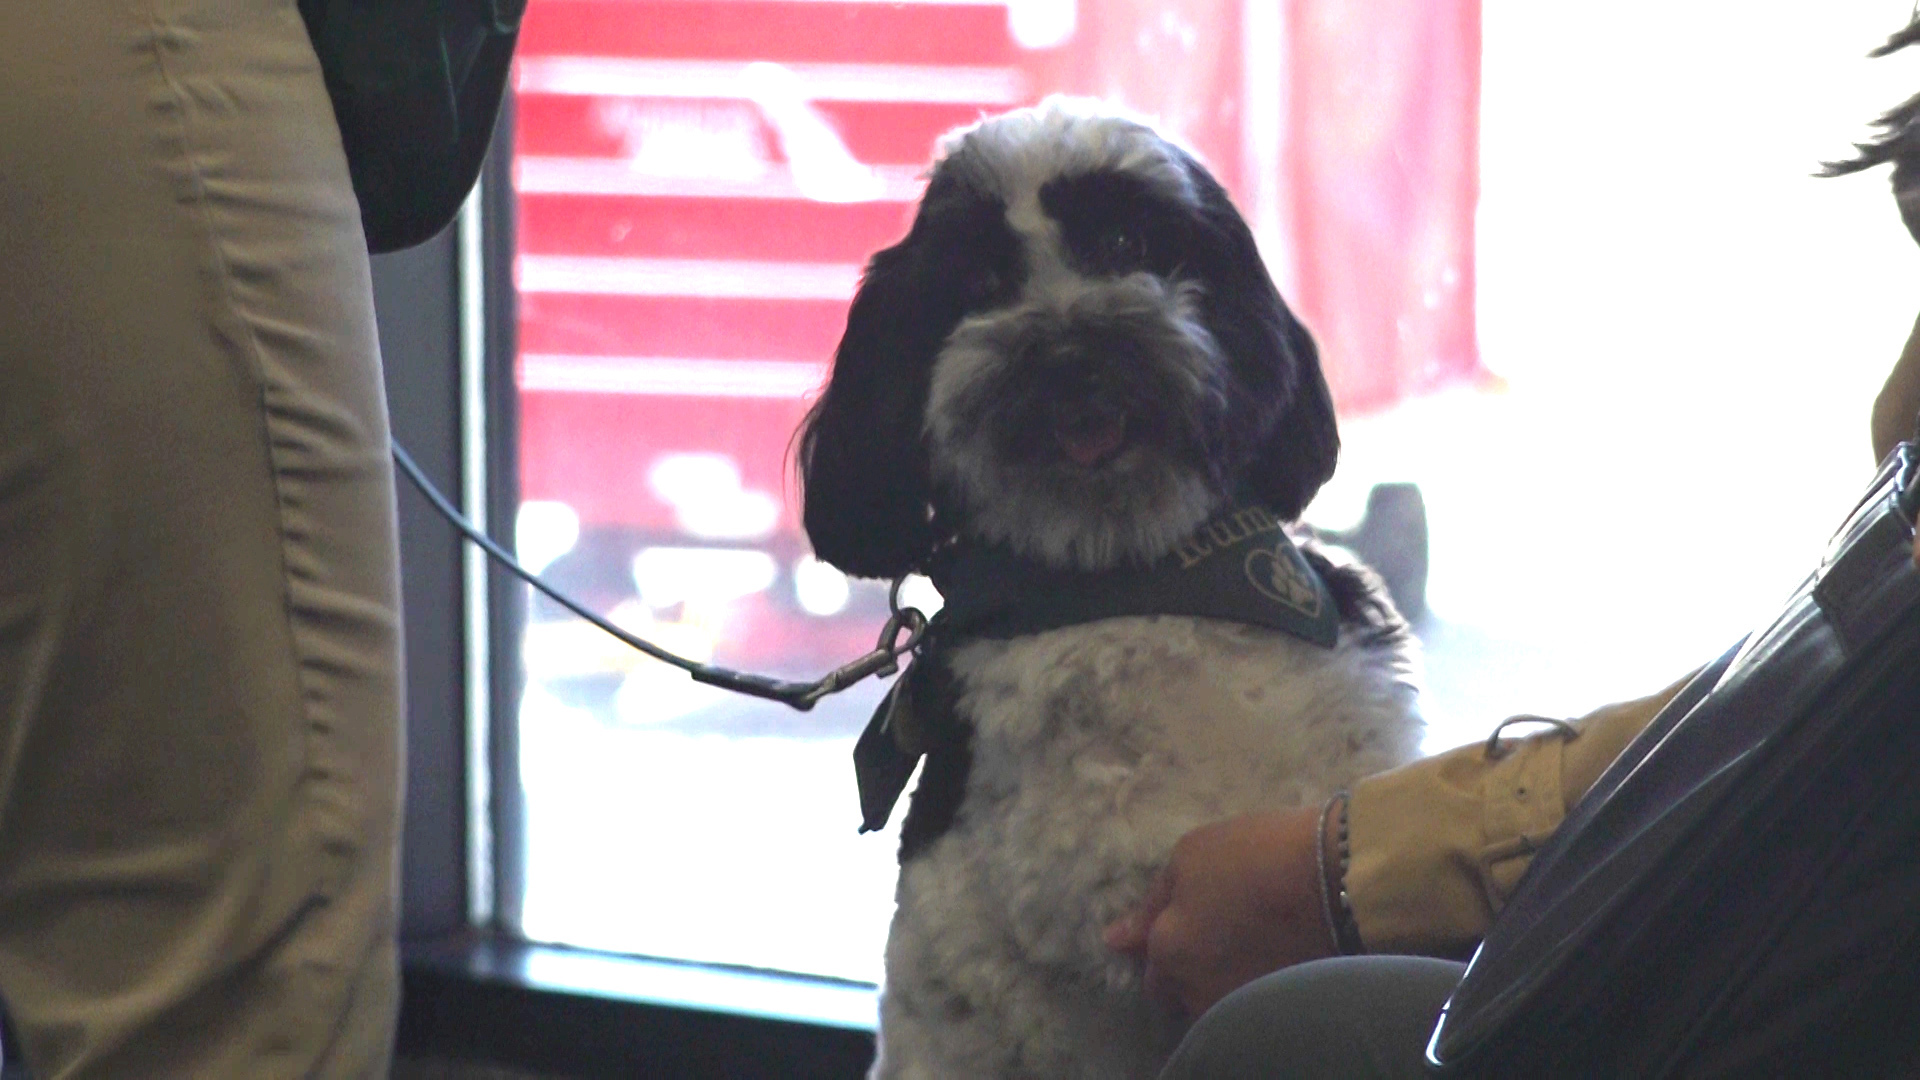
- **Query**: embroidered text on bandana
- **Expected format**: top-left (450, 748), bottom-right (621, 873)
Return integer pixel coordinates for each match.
top-left (854, 506), bottom-right (1338, 834)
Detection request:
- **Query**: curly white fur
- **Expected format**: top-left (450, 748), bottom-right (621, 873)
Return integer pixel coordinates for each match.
top-left (873, 618), bottom-right (1422, 1078)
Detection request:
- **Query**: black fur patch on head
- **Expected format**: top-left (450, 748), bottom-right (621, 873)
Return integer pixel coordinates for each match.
top-left (1039, 170), bottom-right (1192, 280)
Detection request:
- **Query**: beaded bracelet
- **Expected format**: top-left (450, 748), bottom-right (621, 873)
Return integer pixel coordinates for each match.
top-left (1330, 792), bottom-right (1364, 954)
top-left (1316, 790), bottom-right (1365, 956)
top-left (1314, 791), bottom-right (1344, 954)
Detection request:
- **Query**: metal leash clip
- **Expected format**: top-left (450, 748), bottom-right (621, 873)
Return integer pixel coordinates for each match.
top-left (691, 576), bottom-right (929, 710)
top-left (794, 595), bottom-right (929, 709)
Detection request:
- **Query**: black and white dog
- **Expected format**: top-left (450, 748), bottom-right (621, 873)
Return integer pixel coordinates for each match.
top-left (799, 99), bottom-right (1425, 1079)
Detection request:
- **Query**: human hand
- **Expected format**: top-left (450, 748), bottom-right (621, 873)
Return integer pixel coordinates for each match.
top-left (1103, 805), bottom-right (1339, 1019)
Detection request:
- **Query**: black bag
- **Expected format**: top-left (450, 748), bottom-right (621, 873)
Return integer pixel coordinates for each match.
top-left (297, 0), bottom-right (526, 253)
top-left (1427, 441), bottom-right (1920, 1077)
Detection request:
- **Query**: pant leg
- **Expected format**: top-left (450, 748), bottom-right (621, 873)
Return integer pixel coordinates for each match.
top-left (1160, 957), bottom-right (1467, 1079)
top-left (0, 1), bottom-right (402, 1076)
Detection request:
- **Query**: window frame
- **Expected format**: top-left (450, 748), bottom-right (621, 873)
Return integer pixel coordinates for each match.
top-left (382, 95), bottom-right (878, 1075)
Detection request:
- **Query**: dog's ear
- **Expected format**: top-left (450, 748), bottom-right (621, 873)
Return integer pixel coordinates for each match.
top-left (797, 243), bottom-right (944, 579)
top-left (1181, 158), bottom-right (1340, 521)
top-left (1244, 306), bottom-right (1340, 520)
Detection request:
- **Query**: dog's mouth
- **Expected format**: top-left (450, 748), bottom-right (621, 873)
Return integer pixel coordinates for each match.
top-left (1050, 401), bottom-right (1129, 467)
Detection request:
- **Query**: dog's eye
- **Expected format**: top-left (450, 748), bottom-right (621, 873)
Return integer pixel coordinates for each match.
top-left (1098, 225), bottom-right (1147, 271)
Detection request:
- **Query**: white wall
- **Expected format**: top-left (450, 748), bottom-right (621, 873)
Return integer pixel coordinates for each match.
top-left (1321, 1), bottom-right (1920, 744)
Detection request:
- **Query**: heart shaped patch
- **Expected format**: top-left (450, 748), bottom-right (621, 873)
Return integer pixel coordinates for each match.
top-left (1245, 543), bottom-right (1324, 617)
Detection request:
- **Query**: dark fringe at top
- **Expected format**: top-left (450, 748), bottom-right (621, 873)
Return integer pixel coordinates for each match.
top-left (1820, 10), bottom-right (1920, 178)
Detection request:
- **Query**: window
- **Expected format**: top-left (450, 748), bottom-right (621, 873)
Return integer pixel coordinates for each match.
top-left (500, 0), bottom-right (1919, 1003)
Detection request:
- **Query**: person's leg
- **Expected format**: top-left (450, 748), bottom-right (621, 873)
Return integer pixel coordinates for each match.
top-left (0, 0), bottom-right (401, 1075)
top-left (1160, 956), bottom-right (1466, 1079)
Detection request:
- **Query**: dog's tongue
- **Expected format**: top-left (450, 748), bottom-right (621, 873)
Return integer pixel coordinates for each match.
top-left (1054, 413), bottom-right (1127, 467)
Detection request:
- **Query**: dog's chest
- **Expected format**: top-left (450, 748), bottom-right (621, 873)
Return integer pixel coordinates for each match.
top-left (941, 614), bottom-right (1419, 850)
top-left (874, 612), bottom-right (1419, 1077)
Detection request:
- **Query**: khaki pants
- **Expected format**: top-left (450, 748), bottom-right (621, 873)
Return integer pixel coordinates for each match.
top-left (0, 0), bottom-right (403, 1075)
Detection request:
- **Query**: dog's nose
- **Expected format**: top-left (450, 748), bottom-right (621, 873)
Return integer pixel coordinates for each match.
top-left (1049, 398), bottom-right (1128, 467)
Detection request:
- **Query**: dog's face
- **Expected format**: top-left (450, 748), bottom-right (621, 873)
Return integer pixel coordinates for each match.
top-left (800, 100), bottom-right (1339, 577)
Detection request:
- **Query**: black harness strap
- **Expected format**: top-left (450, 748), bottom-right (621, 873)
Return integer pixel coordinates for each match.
top-left (854, 507), bottom-right (1344, 853)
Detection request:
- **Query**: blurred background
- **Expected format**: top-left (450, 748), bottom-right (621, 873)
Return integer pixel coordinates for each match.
top-left (500, 0), bottom-right (1920, 994)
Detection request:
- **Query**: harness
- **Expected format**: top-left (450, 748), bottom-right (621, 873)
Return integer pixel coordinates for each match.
top-left (854, 504), bottom-right (1342, 840)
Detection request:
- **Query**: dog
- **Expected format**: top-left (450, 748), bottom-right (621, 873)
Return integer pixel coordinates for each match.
top-left (798, 98), bottom-right (1425, 1079)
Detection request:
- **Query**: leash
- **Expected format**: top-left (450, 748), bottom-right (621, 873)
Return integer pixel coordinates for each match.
top-left (391, 441), bottom-right (927, 711)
